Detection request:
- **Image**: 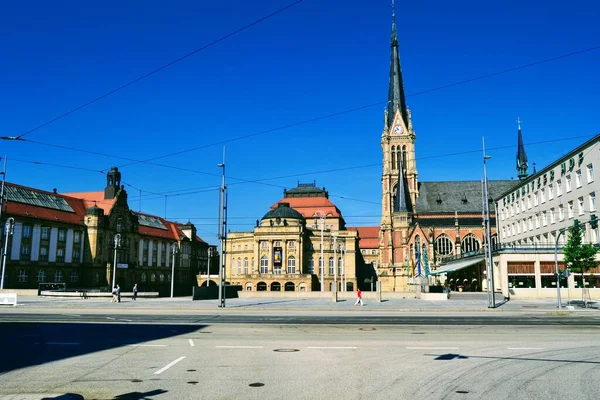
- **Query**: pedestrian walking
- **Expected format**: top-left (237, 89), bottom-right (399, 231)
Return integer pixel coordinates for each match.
top-left (132, 283), bottom-right (138, 301)
top-left (111, 286), bottom-right (118, 303)
top-left (116, 284), bottom-right (121, 303)
top-left (354, 288), bottom-right (364, 306)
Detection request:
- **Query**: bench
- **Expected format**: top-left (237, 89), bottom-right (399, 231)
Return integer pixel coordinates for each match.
top-left (0, 293), bottom-right (17, 306)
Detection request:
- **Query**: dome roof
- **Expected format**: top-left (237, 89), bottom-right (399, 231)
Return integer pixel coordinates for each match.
top-left (262, 202), bottom-right (305, 221)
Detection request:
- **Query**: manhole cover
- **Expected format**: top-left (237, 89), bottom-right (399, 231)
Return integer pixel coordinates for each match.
top-left (456, 390), bottom-right (469, 394)
top-left (249, 382), bottom-right (265, 387)
top-left (273, 348), bottom-right (300, 352)
top-left (359, 328), bottom-right (376, 331)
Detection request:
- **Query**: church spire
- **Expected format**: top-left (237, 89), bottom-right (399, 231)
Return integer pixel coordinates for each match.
top-left (387, 0), bottom-right (409, 130)
top-left (516, 117), bottom-right (528, 181)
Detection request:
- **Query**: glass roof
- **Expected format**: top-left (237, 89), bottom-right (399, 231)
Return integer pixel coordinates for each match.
top-left (5, 185), bottom-right (74, 213)
top-left (136, 213), bottom-right (168, 230)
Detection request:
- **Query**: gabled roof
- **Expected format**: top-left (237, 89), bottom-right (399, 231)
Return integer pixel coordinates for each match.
top-left (416, 180), bottom-right (517, 214)
top-left (348, 226), bottom-right (380, 249)
top-left (63, 191), bottom-right (118, 216)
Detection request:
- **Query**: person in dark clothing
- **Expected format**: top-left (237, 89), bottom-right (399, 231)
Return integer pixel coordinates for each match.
top-left (132, 283), bottom-right (138, 301)
top-left (116, 284), bottom-right (121, 303)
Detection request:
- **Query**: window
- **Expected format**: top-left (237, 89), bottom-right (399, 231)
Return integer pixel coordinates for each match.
top-left (41, 227), bottom-right (50, 240)
top-left (528, 217), bottom-right (533, 230)
top-left (20, 244), bottom-right (31, 260)
top-left (535, 214), bottom-right (540, 229)
top-left (542, 189), bottom-right (547, 203)
top-left (533, 193), bottom-right (539, 207)
top-left (550, 208), bottom-right (556, 224)
top-left (244, 257), bottom-right (249, 274)
top-left (260, 256), bottom-right (268, 274)
top-left (527, 195), bottom-right (532, 209)
top-left (288, 241), bottom-right (294, 249)
top-left (592, 225), bottom-right (599, 244)
top-left (141, 273), bottom-right (147, 283)
top-left (516, 201), bottom-right (520, 214)
top-left (287, 256), bottom-right (296, 274)
top-left (434, 234), bottom-right (454, 256)
top-left (159, 274), bottom-right (165, 282)
top-left (578, 197), bottom-right (585, 215)
top-left (542, 211), bottom-right (547, 226)
top-left (70, 271), bottom-right (78, 282)
top-left (73, 232), bottom-right (81, 244)
top-left (566, 175), bottom-right (572, 192)
top-left (72, 249), bottom-right (80, 260)
top-left (308, 258), bottom-right (314, 274)
top-left (58, 229), bottom-right (66, 242)
top-left (237, 258), bottom-right (242, 275)
top-left (37, 270), bottom-right (46, 282)
top-left (568, 201), bottom-right (574, 218)
top-left (22, 225), bottom-right (32, 238)
top-left (338, 257), bottom-right (343, 276)
top-left (587, 164), bottom-right (594, 183)
top-left (143, 240), bottom-right (149, 250)
top-left (576, 169), bottom-right (582, 188)
top-left (274, 241), bottom-right (281, 247)
top-left (319, 257), bottom-right (324, 275)
top-left (329, 257), bottom-right (334, 275)
top-left (556, 180), bottom-right (562, 196)
top-left (57, 248), bottom-right (65, 262)
top-left (244, 244), bottom-right (248, 251)
top-left (590, 192), bottom-right (597, 212)
top-left (18, 270), bottom-right (28, 282)
top-left (151, 273), bottom-right (156, 282)
top-left (39, 246), bottom-right (48, 261)
top-left (522, 219), bottom-right (527, 232)
top-left (54, 271), bottom-right (63, 282)
top-left (559, 205), bottom-right (564, 221)
top-left (548, 185), bottom-right (554, 200)
top-left (461, 234), bottom-right (480, 254)
top-left (261, 241), bottom-right (268, 249)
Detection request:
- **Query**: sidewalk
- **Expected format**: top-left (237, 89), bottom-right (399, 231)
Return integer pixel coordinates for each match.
top-left (2, 294), bottom-right (597, 314)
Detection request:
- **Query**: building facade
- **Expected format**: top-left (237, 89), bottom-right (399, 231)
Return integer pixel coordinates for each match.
top-left (0, 167), bottom-right (211, 295)
top-left (494, 133), bottom-right (600, 298)
top-left (221, 184), bottom-right (358, 292)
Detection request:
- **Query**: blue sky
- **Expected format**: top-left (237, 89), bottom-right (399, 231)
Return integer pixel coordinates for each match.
top-left (1, 0), bottom-right (599, 243)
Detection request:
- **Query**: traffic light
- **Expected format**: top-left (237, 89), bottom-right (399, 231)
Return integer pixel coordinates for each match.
top-left (590, 214), bottom-right (598, 229)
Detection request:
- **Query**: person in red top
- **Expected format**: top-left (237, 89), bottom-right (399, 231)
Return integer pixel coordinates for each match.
top-left (354, 288), bottom-right (364, 306)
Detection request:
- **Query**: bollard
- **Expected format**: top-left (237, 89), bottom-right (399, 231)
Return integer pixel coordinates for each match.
top-left (332, 291), bottom-right (338, 303)
top-left (376, 282), bottom-right (382, 303)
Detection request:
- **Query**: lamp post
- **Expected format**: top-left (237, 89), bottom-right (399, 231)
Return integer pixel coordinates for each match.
top-left (111, 233), bottom-right (121, 290)
top-left (206, 247), bottom-right (212, 287)
top-left (330, 234), bottom-right (338, 292)
top-left (0, 156), bottom-right (6, 226)
top-left (339, 242), bottom-right (345, 292)
top-left (1, 217), bottom-right (15, 289)
top-left (171, 242), bottom-right (178, 298)
top-left (314, 211), bottom-right (325, 291)
top-left (554, 228), bottom-right (568, 310)
top-left (217, 147), bottom-right (227, 307)
top-left (482, 138), bottom-right (496, 308)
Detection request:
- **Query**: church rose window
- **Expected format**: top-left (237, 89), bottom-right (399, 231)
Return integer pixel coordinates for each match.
top-left (435, 234), bottom-right (454, 256)
top-left (461, 234), bottom-right (480, 254)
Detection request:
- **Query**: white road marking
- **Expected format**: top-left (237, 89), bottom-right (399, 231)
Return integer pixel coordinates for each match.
top-left (154, 356), bottom-right (186, 375)
top-left (307, 346), bottom-right (357, 349)
top-left (61, 314), bottom-right (81, 317)
top-left (406, 347), bottom-right (459, 350)
top-left (47, 342), bottom-right (80, 346)
top-left (106, 317), bottom-right (116, 320)
top-left (215, 345), bottom-right (263, 349)
top-left (128, 344), bottom-right (167, 347)
top-left (507, 347), bottom-right (544, 350)
top-left (189, 339), bottom-right (195, 347)
top-left (120, 319), bottom-right (132, 322)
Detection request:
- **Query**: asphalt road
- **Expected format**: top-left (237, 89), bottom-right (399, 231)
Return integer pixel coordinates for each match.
top-left (1, 315), bottom-right (600, 399)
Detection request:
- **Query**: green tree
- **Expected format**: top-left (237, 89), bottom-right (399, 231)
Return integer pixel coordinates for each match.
top-left (563, 220), bottom-right (598, 307)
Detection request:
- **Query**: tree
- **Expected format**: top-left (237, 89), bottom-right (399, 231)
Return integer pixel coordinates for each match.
top-left (563, 220), bottom-right (598, 307)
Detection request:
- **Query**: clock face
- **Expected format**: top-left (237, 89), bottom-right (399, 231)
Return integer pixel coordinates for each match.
top-left (393, 125), bottom-right (403, 133)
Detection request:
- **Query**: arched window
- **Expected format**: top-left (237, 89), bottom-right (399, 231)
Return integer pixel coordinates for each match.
top-left (287, 256), bottom-right (296, 274)
top-left (491, 234), bottom-right (498, 250)
top-left (461, 234), bottom-right (480, 254)
top-left (271, 282), bottom-right (281, 291)
top-left (159, 273), bottom-right (165, 282)
top-left (435, 234), bottom-right (454, 256)
top-left (260, 256), bottom-right (268, 274)
top-left (329, 257), bottom-right (334, 275)
top-left (141, 273), bottom-right (147, 283)
top-left (237, 257), bottom-right (242, 275)
top-left (308, 258), bottom-right (314, 274)
top-left (245, 283), bottom-right (252, 291)
top-left (244, 257), bottom-right (249, 274)
top-left (54, 271), bottom-right (63, 282)
top-left (414, 235), bottom-right (421, 258)
top-left (402, 145), bottom-right (407, 170)
top-left (319, 257), bottom-right (324, 275)
top-left (391, 146), bottom-right (397, 169)
top-left (285, 282), bottom-right (295, 291)
top-left (257, 282), bottom-right (267, 291)
top-left (151, 273), bottom-right (156, 282)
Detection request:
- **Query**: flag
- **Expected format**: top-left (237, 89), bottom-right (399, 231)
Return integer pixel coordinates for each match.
top-left (423, 244), bottom-right (430, 277)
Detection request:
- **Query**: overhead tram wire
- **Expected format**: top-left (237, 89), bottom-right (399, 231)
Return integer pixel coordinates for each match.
top-left (13, 0), bottom-right (306, 141)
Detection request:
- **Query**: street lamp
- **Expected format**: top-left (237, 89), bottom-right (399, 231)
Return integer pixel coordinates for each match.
top-left (482, 138), bottom-right (496, 308)
top-left (171, 242), bottom-right (178, 298)
top-left (217, 147), bottom-right (227, 307)
top-left (1, 217), bottom-right (15, 289)
top-left (206, 247), bottom-right (212, 287)
top-left (339, 242), bottom-right (345, 292)
top-left (330, 234), bottom-right (338, 292)
top-left (112, 233), bottom-right (121, 290)
top-left (314, 210), bottom-right (325, 291)
top-left (554, 228), bottom-right (568, 310)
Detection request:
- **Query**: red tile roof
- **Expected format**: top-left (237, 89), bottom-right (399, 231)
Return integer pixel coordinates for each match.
top-left (270, 197), bottom-right (341, 218)
top-left (348, 226), bottom-right (380, 249)
top-left (63, 191), bottom-right (117, 215)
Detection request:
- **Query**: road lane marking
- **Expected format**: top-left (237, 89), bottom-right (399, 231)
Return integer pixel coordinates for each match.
top-left (406, 347), bottom-right (459, 350)
top-left (128, 344), bottom-right (167, 347)
top-left (189, 339), bottom-right (195, 347)
top-left (507, 347), bottom-right (544, 350)
top-left (154, 356), bottom-right (186, 375)
top-left (47, 342), bottom-right (80, 346)
top-left (215, 346), bottom-right (263, 349)
top-left (106, 317), bottom-right (116, 320)
top-left (120, 319), bottom-right (132, 322)
top-left (61, 314), bottom-right (81, 317)
top-left (307, 346), bottom-right (357, 349)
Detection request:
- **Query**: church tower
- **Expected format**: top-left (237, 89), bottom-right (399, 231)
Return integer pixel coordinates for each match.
top-left (516, 118), bottom-right (528, 181)
top-left (379, 1), bottom-right (418, 290)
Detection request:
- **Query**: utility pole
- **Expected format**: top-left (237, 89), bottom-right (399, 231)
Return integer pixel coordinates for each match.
top-left (112, 234), bottom-right (121, 290)
top-left (483, 137), bottom-right (496, 308)
top-left (218, 147), bottom-right (227, 307)
top-left (1, 217), bottom-right (15, 289)
top-left (171, 242), bottom-right (178, 298)
top-left (206, 247), bottom-right (211, 287)
top-left (0, 156), bottom-right (6, 225)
